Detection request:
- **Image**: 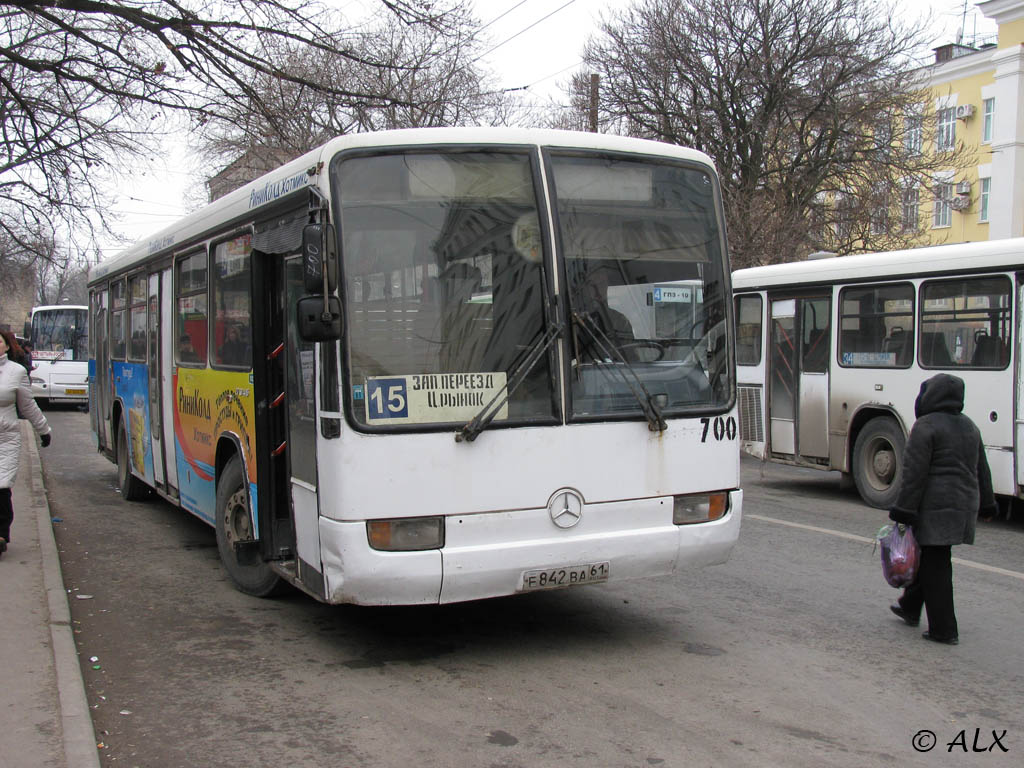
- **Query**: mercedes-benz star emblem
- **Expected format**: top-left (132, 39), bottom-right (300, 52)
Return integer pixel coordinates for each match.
top-left (547, 488), bottom-right (584, 529)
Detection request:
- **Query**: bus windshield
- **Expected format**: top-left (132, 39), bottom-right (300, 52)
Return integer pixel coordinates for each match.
top-left (551, 153), bottom-right (731, 417)
top-left (339, 150), bottom-right (555, 430)
top-left (336, 148), bottom-right (731, 431)
top-left (31, 307), bottom-right (89, 361)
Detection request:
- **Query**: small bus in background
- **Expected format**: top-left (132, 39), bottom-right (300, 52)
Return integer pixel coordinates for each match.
top-left (87, 127), bottom-right (742, 606)
top-left (732, 239), bottom-right (1024, 510)
top-left (28, 304), bottom-right (89, 405)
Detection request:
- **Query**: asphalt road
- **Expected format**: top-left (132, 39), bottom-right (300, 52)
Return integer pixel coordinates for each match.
top-left (41, 407), bottom-right (1024, 768)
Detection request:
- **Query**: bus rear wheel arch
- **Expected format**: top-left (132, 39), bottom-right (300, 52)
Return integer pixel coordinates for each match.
top-left (851, 416), bottom-right (905, 509)
top-left (115, 413), bottom-right (149, 502)
top-left (215, 455), bottom-right (284, 597)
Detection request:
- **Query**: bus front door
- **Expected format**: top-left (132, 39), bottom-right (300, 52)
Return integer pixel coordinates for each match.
top-left (282, 256), bottom-right (323, 591)
top-left (769, 295), bottom-right (830, 463)
top-left (251, 252), bottom-right (320, 594)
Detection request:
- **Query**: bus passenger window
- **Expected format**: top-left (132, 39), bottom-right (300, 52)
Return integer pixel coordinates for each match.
top-left (838, 283), bottom-right (913, 368)
top-left (920, 276), bottom-right (1010, 369)
top-left (127, 274), bottom-right (148, 362)
top-left (735, 294), bottom-right (762, 365)
top-left (212, 234), bottom-right (252, 369)
top-left (110, 279), bottom-right (127, 360)
top-left (176, 251), bottom-right (208, 365)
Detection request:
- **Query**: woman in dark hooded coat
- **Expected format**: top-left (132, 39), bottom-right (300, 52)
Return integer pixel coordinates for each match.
top-left (888, 373), bottom-right (996, 645)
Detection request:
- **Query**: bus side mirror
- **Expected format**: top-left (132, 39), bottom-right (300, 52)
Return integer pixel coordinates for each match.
top-left (302, 223), bottom-right (337, 294)
top-left (297, 295), bottom-right (343, 342)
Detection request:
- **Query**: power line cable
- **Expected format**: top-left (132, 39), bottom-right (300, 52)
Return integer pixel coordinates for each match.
top-left (480, 0), bottom-right (533, 32)
top-left (472, 0), bottom-right (578, 63)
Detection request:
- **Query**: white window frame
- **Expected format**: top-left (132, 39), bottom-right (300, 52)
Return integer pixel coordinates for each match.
top-left (903, 115), bottom-right (923, 154)
top-left (982, 98), bottom-right (995, 143)
top-left (937, 107), bottom-right (956, 152)
top-left (901, 186), bottom-right (920, 232)
top-left (933, 182), bottom-right (953, 228)
top-left (980, 177), bottom-right (991, 222)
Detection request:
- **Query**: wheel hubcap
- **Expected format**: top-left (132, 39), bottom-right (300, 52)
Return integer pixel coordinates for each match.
top-left (869, 442), bottom-right (896, 486)
top-left (224, 488), bottom-right (252, 548)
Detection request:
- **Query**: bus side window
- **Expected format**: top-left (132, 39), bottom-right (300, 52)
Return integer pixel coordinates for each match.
top-left (735, 294), bottom-right (762, 366)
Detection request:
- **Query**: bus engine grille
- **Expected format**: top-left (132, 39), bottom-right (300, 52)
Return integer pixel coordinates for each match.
top-left (738, 385), bottom-right (764, 443)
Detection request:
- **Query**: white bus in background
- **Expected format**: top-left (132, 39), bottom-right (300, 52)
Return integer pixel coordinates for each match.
top-left (86, 127), bottom-right (742, 606)
top-left (28, 304), bottom-right (90, 405)
top-left (732, 239), bottom-right (1024, 511)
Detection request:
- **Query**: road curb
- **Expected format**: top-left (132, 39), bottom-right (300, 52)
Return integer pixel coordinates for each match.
top-left (25, 421), bottom-right (101, 768)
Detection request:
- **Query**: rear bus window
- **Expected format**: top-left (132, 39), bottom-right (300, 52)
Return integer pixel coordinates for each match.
top-left (920, 276), bottom-right (1010, 369)
top-left (838, 283), bottom-right (913, 368)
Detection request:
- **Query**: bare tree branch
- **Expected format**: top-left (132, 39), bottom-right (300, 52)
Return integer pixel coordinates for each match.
top-left (0, 1), bottom-right (462, 263)
top-left (580, 0), bottom-right (972, 267)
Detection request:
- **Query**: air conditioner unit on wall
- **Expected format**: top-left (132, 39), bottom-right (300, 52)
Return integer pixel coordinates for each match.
top-left (956, 180), bottom-right (972, 195)
top-left (955, 104), bottom-right (976, 120)
top-left (951, 195), bottom-right (970, 210)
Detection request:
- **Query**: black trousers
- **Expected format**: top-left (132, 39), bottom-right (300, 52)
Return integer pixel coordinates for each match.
top-left (898, 544), bottom-right (957, 639)
top-left (0, 487), bottom-right (12, 542)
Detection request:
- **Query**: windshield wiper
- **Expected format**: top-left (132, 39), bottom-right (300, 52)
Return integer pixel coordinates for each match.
top-left (456, 320), bottom-right (565, 443)
top-left (572, 311), bottom-right (667, 432)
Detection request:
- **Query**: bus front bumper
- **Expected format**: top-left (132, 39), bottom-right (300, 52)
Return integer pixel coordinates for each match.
top-left (317, 489), bottom-right (742, 606)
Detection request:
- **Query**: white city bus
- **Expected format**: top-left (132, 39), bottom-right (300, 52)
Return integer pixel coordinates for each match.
top-left (28, 304), bottom-right (90, 404)
top-left (732, 238), bottom-right (1024, 509)
top-left (88, 128), bottom-right (742, 605)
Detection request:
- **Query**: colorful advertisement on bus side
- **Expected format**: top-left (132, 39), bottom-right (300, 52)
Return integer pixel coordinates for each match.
top-left (173, 367), bottom-right (257, 525)
top-left (111, 362), bottom-right (155, 486)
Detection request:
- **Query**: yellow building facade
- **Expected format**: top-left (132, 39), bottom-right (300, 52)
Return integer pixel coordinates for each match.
top-left (920, 0), bottom-right (1024, 244)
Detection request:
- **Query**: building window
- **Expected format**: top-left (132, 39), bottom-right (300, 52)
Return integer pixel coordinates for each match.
top-left (937, 107), bottom-right (956, 151)
top-left (870, 206), bottom-right (888, 235)
top-left (982, 98), bottom-right (994, 143)
top-left (874, 118), bottom-right (893, 154)
top-left (980, 177), bottom-right (991, 222)
top-left (901, 186), bottom-right (919, 232)
top-left (904, 115), bottom-right (922, 154)
top-left (933, 183), bottom-right (952, 228)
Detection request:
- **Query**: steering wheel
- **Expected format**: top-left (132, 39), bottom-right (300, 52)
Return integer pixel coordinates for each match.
top-left (617, 340), bottom-right (666, 361)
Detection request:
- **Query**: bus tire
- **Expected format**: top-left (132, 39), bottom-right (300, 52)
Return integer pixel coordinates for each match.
top-left (215, 456), bottom-right (283, 597)
top-left (852, 417), bottom-right (905, 509)
top-left (116, 418), bottom-right (149, 502)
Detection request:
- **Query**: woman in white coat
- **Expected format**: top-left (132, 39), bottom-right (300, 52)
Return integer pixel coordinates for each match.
top-left (0, 329), bottom-right (51, 556)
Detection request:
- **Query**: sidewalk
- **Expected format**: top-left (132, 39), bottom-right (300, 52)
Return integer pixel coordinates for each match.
top-left (1, 420), bottom-right (99, 768)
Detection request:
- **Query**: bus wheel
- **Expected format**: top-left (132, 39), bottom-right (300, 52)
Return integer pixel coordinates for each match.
top-left (116, 419), bottom-right (148, 502)
top-left (215, 456), bottom-right (283, 597)
top-left (852, 417), bottom-right (905, 509)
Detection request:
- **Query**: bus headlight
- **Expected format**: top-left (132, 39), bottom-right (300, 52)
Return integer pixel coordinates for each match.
top-left (673, 492), bottom-right (729, 525)
top-left (367, 517), bottom-right (444, 551)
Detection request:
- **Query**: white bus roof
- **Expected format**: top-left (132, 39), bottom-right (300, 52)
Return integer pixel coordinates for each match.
top-left (732, 238), bottom-right (1024, 291)
top-left (31, 305), bottom-right (88, 313)
top-left (89, 127), bottom-right (717, 284)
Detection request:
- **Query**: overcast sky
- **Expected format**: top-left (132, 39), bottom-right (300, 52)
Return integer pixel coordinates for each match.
top-left (94, 0), bottom-right (999, 261)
